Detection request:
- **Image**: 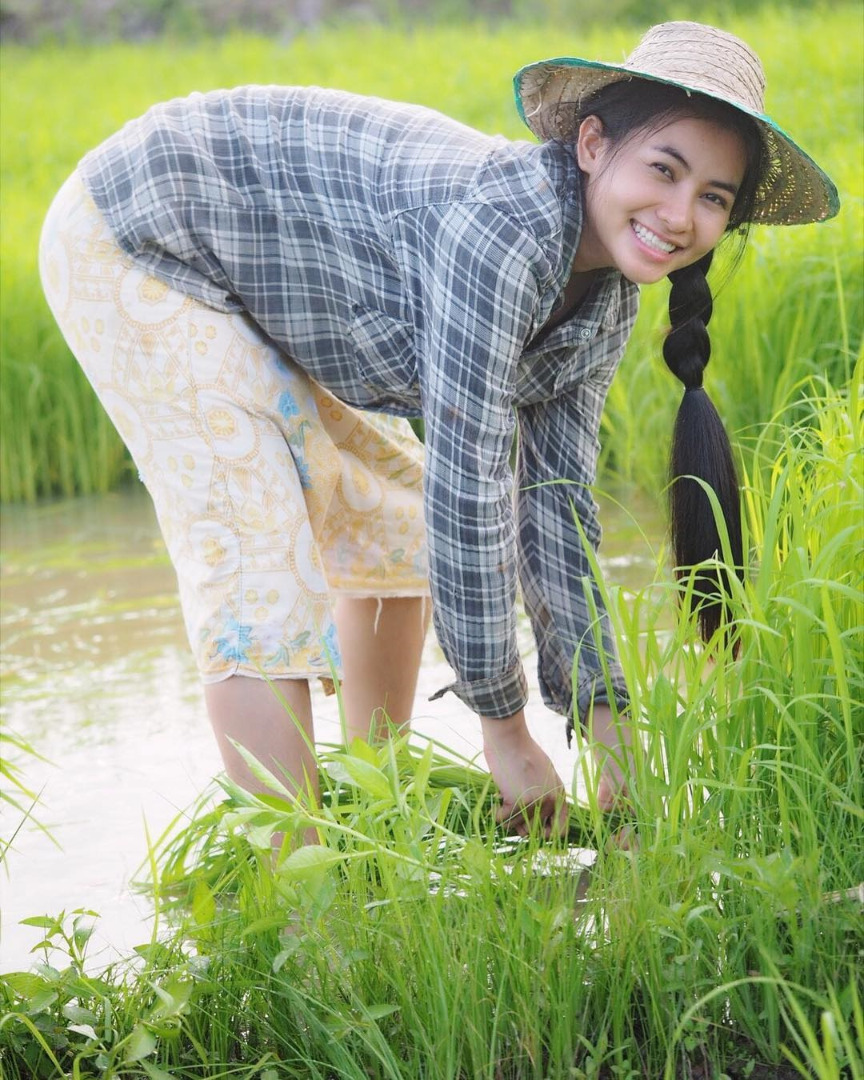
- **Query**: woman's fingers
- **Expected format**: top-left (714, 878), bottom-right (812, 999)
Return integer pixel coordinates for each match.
top-left (495, 787), bottom-right (568, 838)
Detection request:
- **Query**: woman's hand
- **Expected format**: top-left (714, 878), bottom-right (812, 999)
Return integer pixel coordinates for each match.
top-left (480, 711), bottom-right (568, 837)
top-left (589, 703), bottom-right (632, 812)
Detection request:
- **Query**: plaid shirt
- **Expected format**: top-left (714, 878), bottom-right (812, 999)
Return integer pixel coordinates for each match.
top-left (79, 86), bottom-right (639, 723)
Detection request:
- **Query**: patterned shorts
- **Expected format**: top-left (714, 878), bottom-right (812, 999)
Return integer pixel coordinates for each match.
top-left (39, 171), bottom-right (429, 685)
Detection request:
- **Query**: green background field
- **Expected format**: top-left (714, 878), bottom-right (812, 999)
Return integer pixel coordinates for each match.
top-left (1, 4), bottom-right (861, 501)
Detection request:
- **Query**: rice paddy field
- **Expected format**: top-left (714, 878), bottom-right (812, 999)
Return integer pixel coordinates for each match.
top-left (1, 5), bottom-right (862, 1078)
top-left (0, 6), bottom-right (862, 502)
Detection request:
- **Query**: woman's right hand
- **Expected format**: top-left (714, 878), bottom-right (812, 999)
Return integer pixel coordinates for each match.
top-left (480, 711), bottom-right (568, 838)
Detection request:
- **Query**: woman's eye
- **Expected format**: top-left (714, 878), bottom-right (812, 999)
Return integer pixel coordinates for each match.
top-left (703, 192), bottom-right (730, 210)
top-left (652, 162), bottom-right (673, 178)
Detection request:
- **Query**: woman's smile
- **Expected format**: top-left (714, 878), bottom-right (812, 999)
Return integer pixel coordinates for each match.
top-left (630, 220), bottom-right (679, 256)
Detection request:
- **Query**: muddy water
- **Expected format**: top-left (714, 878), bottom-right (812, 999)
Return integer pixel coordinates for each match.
top-left (0, 485), bottom-right (663, 972)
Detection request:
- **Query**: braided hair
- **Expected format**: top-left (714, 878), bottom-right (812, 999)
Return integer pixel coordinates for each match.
top-left (664, 251), bottom-right (743, 644)
top-left (574, 81), bottom-right (765, 647)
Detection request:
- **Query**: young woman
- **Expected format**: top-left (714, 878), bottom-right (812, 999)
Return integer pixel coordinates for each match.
top-left (39, 22), bottom-right (838, 838)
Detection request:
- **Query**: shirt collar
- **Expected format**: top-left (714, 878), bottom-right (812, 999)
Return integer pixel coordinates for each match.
top-left (534, 141), bottom-right (628, 342)
top-left (537, 139), bottom-right (584, 296)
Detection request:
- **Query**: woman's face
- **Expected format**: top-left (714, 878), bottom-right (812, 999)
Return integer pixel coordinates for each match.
top-left (574, 113), bottom-right (747, 284)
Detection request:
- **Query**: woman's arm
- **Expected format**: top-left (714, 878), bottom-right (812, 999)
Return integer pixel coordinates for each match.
top-left (398, 200), bottom-right (549, 720)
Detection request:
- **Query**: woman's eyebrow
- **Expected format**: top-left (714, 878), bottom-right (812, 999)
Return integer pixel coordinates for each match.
top-left (653, 144), bottom-right (740, 196)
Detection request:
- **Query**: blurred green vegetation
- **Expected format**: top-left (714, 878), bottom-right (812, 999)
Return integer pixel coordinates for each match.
top-left (0, 6), bottom-right (861, 500)
top-left (0, 0), bottom-right (843, 43)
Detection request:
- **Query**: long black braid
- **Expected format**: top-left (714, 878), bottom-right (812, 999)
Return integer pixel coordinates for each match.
top-left (572, 79), bottom-right (765, 649)
top-left (664, 251), bottom-right (743, 645)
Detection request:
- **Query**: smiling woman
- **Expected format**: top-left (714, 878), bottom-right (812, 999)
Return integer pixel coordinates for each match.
top-left (549, 76), bottom-right (768, 660)
top-left (36, 20), bottom-right (839, 843)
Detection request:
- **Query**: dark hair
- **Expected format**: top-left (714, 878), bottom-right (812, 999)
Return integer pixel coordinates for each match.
top-left (575, 80), bottom-right (767, 647)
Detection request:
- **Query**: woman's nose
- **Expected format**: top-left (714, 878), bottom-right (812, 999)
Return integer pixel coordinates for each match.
top-left (657, 191), bottom-right (695, 235)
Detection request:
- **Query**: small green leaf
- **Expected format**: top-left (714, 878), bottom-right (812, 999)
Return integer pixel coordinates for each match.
top-left (247, 823), bottom-right (278, 850)
top-left (278, 844), bottom-right (344, 882)
top-left (1, 972), bottom-right (47, 998)
top-left (125, 1022), bottom-right (157, 1062)
top-left (148, 976), bottom-right (193, 1020)
top-left (191, 881), bottom-right (216, 928)
top-left (27, 988), bottom-right (58, 1013)
top-left (72, 919), bottom-right (96, 949)
top-left (67, 1022), bottom-right (99, 1041)
top-left (62, 1004), bottom-right (99, 1025)
top-left (19, 916), bottom-right (57, 929)
top-left (366, 1003), bottom-right (399, 1021)
top-left (240, 914), bottom-right (287, 939)
top-left (346, 737), bottom-right (379, 764)
top-left (230, 741), bottom-right (297, 798)
top-left (338, 757), bottom-right (392, 800)
top-left (411, 742), bottom-right (434, 803)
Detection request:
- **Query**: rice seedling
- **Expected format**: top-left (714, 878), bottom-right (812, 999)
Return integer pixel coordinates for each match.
top-left (0, 730), bottom-right (54, 864)
top-left (2, 364), bottom-right (860, 1078)
top-left (1, 6), bottom-right (862, 500)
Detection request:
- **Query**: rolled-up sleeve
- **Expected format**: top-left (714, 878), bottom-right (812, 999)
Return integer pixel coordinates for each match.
top-left (395, 200), bottom-right (552, 718)
top-left (515, 359), bottom-right (630, 726)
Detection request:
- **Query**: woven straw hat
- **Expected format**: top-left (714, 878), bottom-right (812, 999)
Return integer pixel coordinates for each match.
top-left (514, 21), bottom-right (839, 225)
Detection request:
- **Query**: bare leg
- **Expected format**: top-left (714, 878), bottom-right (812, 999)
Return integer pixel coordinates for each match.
top-left (334, 595), bottom-right (430, 742)
top-left (204, 676), bottom-right (318, 837)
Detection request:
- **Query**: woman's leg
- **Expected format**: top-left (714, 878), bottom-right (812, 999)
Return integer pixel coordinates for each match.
top-left (335, 595), bottom-right (430, 742)
top-left (204, 675), bottom-right (316, 800)
top-left (205, 675), bottom-right (319, 847)
top-left (311, 399), bottom-right (430, 744)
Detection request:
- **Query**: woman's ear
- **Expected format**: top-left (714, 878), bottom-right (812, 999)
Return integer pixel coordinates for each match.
top-left (576, 115), bottom-right (607, 175)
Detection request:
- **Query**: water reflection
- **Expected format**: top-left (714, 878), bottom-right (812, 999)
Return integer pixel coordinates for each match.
top-left (0, 484), bottom-right (664, 972)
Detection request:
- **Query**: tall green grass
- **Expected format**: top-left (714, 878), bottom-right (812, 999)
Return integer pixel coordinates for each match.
top-left (2, 0), bottom-right (830, 47)
top-left (1, 6), bottom-right (862, 501)
top-left (2, 365), bottom-right (861, 1078)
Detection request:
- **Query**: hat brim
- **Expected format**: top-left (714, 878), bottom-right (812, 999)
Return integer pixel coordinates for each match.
top-left (513, 57), bottom-right (839, 226)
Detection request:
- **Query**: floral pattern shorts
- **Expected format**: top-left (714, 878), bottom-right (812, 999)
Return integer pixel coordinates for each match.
top-left (39, 171), bottom-right (429, 685)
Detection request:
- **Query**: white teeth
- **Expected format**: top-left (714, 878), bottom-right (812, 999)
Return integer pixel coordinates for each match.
top-left (632, 222), bottom-right (676, 253)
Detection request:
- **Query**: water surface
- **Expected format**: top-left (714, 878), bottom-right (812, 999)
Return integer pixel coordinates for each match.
top-left (0, 484), bottom-right (663, 972)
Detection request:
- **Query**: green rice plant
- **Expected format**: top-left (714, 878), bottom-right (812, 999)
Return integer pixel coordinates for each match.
top-left (1, 350), bottom-right (860, 1075)
top-left (0, 730), bottom-right (54, 863)
top-left (586, 362), bottom-right (864, 1074)
top-left (1, 6), bottom-right (862, 500)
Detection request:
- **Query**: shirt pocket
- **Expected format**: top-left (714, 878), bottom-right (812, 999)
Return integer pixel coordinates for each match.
top-left (349, 305), bottom-right (418, 394)
top-left (553, 334), bottom-right (621, 396)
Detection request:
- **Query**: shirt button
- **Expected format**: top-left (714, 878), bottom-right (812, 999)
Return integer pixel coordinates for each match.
top-left (580, 328), bottom-right (592, 340)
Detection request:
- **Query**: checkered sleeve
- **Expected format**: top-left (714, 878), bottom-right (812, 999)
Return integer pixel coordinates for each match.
top-left (396, 200), bottom-right (552, 719)
top-left (515, 361), bottom-right (630, 727)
